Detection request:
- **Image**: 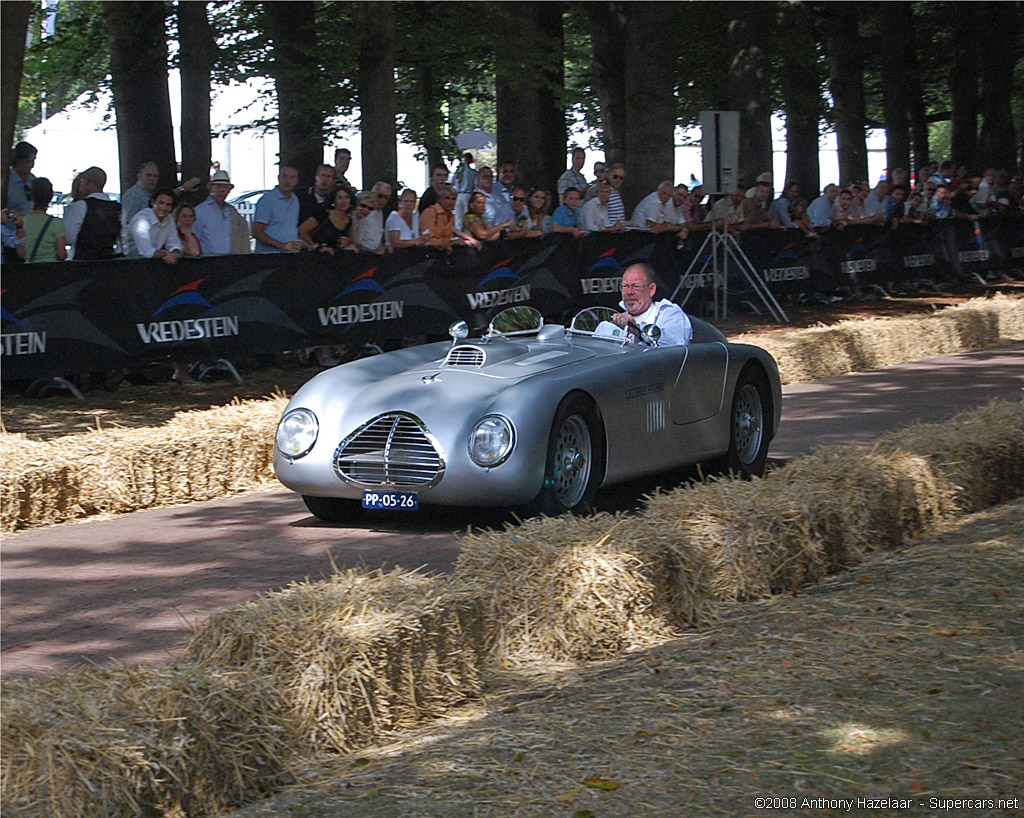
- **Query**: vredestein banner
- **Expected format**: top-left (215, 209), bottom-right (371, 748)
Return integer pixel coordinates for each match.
top-left (2, 218), bottom-right (1021, 380)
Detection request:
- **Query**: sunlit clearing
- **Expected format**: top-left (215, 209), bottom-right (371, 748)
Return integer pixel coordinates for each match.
top-left (822, 722), bottom-right (910, 755)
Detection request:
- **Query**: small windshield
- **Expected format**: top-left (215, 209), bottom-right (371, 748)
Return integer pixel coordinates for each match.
top-left (487, 306), bottom-right (544, 337)
top-left (568, 306), bottom-right (625, 341)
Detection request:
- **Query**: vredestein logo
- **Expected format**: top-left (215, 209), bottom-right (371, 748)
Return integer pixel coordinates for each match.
top-left (902, 240), bottom-right (935, 268)
top-left (466, 258), bottom-right (530, 310)
top-left (1, 289), bottom-right (46, 355)
top-left (958, 227), bottom-right (990, 263)
top-left (763, 242), bottom-right (810, 282)
top-left (318, 268), bottom-right (405, 325)
top-left (136, 279), bottom-right (241, 343)
top-left (841, 237), bottom-right (877, 275)
top-left (580, 248), bottom-right (623, 294)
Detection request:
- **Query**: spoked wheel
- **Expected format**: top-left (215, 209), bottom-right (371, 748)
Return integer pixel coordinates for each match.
top-left (724, 367), bottom-right (771, 477)
top-left (521, 396), bottom-right (604, 518)
top-left (302, 494), bottom-right (365, 523)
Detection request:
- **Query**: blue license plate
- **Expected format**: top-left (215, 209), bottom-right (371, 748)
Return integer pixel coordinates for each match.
top-left (361, 490), bottom-right (419, 510)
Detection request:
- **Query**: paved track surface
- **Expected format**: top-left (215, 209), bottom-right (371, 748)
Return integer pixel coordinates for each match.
top-left (2, 342), bottom-right (1022, 676)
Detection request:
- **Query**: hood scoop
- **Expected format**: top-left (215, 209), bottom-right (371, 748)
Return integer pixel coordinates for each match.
top-left (444, 345), bottom-right (486, 367)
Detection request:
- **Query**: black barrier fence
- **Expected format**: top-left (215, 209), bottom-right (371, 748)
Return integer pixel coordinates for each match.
top-left (2, 218), bottom-right (1021, 379)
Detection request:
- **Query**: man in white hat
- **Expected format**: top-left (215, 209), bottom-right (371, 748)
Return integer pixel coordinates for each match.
top-left (194, 169), bottom-right (251, 255)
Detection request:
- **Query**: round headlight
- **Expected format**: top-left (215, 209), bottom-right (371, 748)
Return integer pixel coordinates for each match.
top-left (468, 415), bottom-right (515, 467)
top-left (276, 408), bottom-right (319, 459)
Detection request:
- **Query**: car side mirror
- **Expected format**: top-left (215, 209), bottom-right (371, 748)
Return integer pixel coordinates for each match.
top-left (641, 324), bottom-right (661, 347)
top-left (449, 321), bottom-right (469, 343)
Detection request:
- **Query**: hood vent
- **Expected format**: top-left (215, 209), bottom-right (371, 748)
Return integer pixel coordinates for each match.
top-left (444, 345), bottom-right (485, 367)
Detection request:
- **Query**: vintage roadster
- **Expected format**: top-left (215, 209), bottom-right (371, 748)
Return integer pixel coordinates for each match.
top-left (274, 306), bottom-right (781, 521)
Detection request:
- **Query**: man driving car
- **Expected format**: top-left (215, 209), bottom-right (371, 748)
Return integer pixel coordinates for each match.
top-left (610, 263), bottom-right (692, 346)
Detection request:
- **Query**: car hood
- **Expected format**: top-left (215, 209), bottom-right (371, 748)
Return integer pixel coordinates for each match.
top-left (289, 339), bottom-right (602, 432)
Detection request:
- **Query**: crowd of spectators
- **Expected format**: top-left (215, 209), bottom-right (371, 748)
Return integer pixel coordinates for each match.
top-left (7, 141), bottom-right (1019, 269)
top-left (4, 139), bottom-right (1021, 383)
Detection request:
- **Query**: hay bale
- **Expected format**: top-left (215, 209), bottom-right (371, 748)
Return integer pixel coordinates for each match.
top-left (0, 435), bottom-right (83, 531)
top-left (185, 569), bottom-right (487, 754)
top-left (877, 397), bottom-right (1024, 512)
top-left (454, 513), bottom-right (713, 664)
top-left (642, 478), bottom-right (828, 600)
top-left (0, 664), bottom-right (296, 818)
top-left (0, 396), bottom-right (288, 532)
top-left (739, 294), bottom-right (1024, 384)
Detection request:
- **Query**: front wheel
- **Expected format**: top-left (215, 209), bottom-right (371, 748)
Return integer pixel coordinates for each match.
top-left (302, 494), bottom-right (365, 523)
top-left (520, 396), bottom-right (604, 518)
top-left (724, 367), bottom-right (771, 477)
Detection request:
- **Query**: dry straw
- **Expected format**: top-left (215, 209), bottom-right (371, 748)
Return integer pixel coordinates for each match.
top-left (453, 512), bottom-right (713, 664)
top-left (2, 399), bottom-right (1022, 817)
top-left (734, 292), bottom-right (1024, 384)
top-left (184, 568), bottom-right (488, 754)
top-left (1, 664), bottom-right (297, 817)
top-left (1, 396), bottom-right (288, 532)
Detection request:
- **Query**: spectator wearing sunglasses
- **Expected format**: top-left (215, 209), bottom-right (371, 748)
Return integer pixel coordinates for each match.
top-left (607, 163), bottom-right (627, 224)
top-left (504, 187), bottom-right (545, 239)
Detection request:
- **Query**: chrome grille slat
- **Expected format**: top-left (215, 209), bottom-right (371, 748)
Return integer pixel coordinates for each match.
top-left (334, 413), bottom-right (445, 487)
top-left (445, 346), bottom-right (485, 367)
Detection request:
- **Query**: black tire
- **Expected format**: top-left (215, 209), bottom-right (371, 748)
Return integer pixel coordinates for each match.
top-left (723, 366), bottom-right (772, 478)
top-left (521, 395), bottom-right (604, 518)
top-left (302, 494), bottom-right (365, 523)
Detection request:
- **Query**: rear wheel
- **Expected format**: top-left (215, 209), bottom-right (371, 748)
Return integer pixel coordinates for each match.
top-left (302, 495), bottom-right (365, 523)
top-left (521, 396), bottom-right (604, 518)
top-left (724, 367), bottom-right (771, 477)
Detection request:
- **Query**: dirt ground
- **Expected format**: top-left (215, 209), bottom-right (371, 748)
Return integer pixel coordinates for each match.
top-left (227, 499), bottom-right (1024, 818)
top-left (0, 289), bottom-right (1003, 441)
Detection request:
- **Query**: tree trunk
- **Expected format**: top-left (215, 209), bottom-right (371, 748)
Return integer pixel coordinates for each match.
top-left (824, 4), bottom-right (868, 186)
top-left (104, 2), bottom-right (178, 193)
top-left (496, 2), bottom-right (565, 192)
top-left (177, 1), bottom-right (215, 202)
top-left (357, 1), bottom-right (398, 193)
top-left (895, 4), bottom-right (930, 172)
top-left (587, 2), bottom-right (627, 165)
top-left (728, 2), bottom-right (774, 188)
top-left (411, 3), bottom-right (445, 173)
top-left (263, 1), bottom-right (324, 185)
top-left (976, 1), bottom-right (1019, 174)
top-left (622, 3), bottom-right (677, 208)
top-left (780, 2), bottom-right (821, 195)
top-left (877, 3), bottom-right (911, 177)
top-left (949, 20), bottom-right (979, 168)
top-left (1, 1), bottom-right (32, 205)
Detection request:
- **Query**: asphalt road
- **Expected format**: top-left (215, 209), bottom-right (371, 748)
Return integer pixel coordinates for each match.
top-left (2, 342), bottom-right (1022, 677)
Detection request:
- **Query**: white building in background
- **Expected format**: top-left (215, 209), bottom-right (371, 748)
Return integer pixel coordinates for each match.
top-left (24, 70), bottom-right (888, 199)
top-left (24, 72), bottom-right (428, 197)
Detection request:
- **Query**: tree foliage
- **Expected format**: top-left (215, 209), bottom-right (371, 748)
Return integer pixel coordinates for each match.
top-left (12, 0), bottom-right (1024, 197)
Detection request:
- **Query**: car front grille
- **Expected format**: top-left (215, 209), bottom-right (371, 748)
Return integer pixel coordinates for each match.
top-left (334, 413), bottom-right (445, 487)
top-left (444, 345), bottom-right (485, 367)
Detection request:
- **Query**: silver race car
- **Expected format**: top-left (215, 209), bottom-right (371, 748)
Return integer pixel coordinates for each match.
top-left (274, 306), bottom-right (781, 521)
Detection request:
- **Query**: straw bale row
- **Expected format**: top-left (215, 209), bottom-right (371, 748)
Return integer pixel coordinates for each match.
top-left (184, 569), bottom-right (489, 754)
top-left (1, 396), bottom-right (288, 532)
top-left (1, 664), bottom-right (296, 818)
top-left (2, 400), bottom-right (1022, 817)
top-left (2, 570), bottom-right (488, 817)
top-left (453, 512), bottom-right (713, 665)
top-left (736, 293), bottom-right (1024, 384)
top-left (452, 399), bottom-right (1020, 664)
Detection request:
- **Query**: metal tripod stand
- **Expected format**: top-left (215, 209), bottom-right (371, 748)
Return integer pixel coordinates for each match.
top-left (670, 223), bottom-right (789, 324)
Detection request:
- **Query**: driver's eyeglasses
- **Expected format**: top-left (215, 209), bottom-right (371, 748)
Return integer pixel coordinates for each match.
top-left (621, 284), bottom-right (649, 292)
